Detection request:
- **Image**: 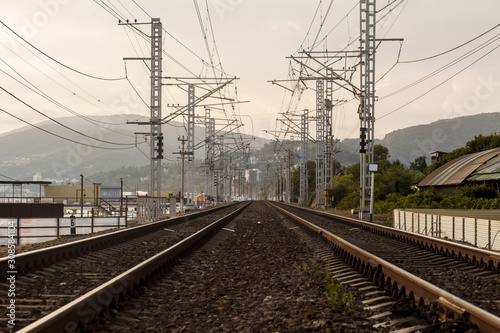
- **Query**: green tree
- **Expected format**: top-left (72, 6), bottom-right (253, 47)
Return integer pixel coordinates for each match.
top-left (374, 144), bottom-right (390, 162)
top-left (428, 133), bottom-right (500, 173)
top-left (410, 156), bottom-right (428, 173)
top-left (459, 184), bottom-right (498, 199)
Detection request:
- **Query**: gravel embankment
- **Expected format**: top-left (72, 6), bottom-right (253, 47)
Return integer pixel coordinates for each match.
top-left (89, 201), bottom-right (375, 332)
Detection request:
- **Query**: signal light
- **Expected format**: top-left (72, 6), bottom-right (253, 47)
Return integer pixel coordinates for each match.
top-left (157, 135), bottom-right (164, 159)
top-left (360, 127), bottom-right (367, 154)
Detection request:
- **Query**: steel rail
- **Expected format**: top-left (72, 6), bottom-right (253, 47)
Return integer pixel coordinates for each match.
top-left (270, 202), bottom-right (500, 332)
top-left (18, 201), bottom-right (250, 333)
top-left (0, 202), bottom-right (242, 279)
top-left (278, 203), bottom-right (500, 271)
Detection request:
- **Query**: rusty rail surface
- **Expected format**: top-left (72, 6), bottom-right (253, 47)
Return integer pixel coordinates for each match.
top-left (18, 201), bottom-right (250, 333)
top-left (270, 202), bottom-right (500, 333)
top-left (0, 202), bottom-right (243, 279)
top-left (279, 203), bottom-right (500, 272)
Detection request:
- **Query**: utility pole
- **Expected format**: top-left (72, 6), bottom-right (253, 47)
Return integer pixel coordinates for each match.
top-left (173, 136), bottom-right (192, 213)
top-left (80, 174), bottom-right (84, 217)
top-left (316, 79), bottom-right (325, 209)
top-left (186, 84), bottom-right (195, 207)
top-left (124, 18), bottom-right (163, 197)
top-left (300, 109), bottom-right (309, 206)
top-left (359, 0), bottom-right (376, 221)
top-left (204, 108), bottom-right (213, 203)
top-left (324, 68), bottom-right (334, 209)
top-left (229, 157), bottom-right (233, 201)
top-left (120, 178), bottom-right (123, 217)
top-left (287, 149), bottom-right (291, 203)
top-left (280, 163), bottom-right (284, 201)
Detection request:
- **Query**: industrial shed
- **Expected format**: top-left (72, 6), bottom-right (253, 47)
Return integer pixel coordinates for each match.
top-left (419, 147), bottom-right (500, 193)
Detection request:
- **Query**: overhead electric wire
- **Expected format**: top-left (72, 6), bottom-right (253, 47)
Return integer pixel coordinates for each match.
top-left (0, 61), bottom-right (134, 138)
top-left (308, 1), bottom-right (359, 52)
top-left (131, 0), bottom-right (151, 18)
top-left (0, 173), bottom-right (19, 181)
top-left (0, 85), bottom-right (136, 146)
top-left (381, 33), bottom-right (500, 100)
top-left (201, 0), bottom-right (246, 146)
top-left (204, 0), bottom-right (225, 78)
top-left (0, 106), bottom-right (135, 150)
top-left (399, 23), bottom-right (500, 63)
top-left (0, 27), bottom-right (138, 125)
top-left (379, 42), bottom-right (500, 120)
top-left (377, 0), bottom-right (401, 13)
top-left (103, 0), bottom-right (244, 154)
top-left (116, 0), bottom-right (136, 18)
top-left (300, 1), bottom-right (323, 50)
top-left (0, 21), bottom-right (125, 81)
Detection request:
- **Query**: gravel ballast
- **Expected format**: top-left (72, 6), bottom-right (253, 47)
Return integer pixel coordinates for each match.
top-left (90, 201), bottom-right (374, 332)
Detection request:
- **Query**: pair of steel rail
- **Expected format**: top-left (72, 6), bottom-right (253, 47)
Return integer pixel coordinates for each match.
top-left (271, 202), bottom-right (500, 332)
top-left (2, 202), bottom-right (248, 332)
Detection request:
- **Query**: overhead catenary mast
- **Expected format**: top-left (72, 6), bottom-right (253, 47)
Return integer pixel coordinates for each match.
top-left (358, 0), bottom-right (376, 220)
top-left (150, 18), bottom-right (163, 197)
top-left (124, 18), bottom-right (163, 197)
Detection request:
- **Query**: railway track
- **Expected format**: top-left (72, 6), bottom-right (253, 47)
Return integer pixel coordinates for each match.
top-left (0, 203), bottom-right (245, 332)
top-left (4, 201), bottom-right (500, 332)
top-left (273, 202), bottom-right (500, 332)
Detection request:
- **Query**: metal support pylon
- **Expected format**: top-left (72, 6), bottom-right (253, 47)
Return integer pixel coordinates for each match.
top-left (204, 108), bottom-right (214, 202)
top-left (300, 109), bottom-right (309, 206)
top-left (187, 84), bottom-right (195, 206)
top-left (359, 0), bottom-right (376, 220)
top-left (324, 68), bottom-right (334, 208)
top-left (316, 79), bottom-right (325, 209)
top-left (150, 18), bottom-right (162, 197)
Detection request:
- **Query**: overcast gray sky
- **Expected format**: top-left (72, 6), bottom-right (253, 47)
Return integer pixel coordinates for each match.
top-left (1, 0), bottom-right (499, 144)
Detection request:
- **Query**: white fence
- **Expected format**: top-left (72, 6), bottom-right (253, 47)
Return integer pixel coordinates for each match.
top-left (0, 216), bottom-right (126, 245)
top-left (393, 209), bottom-right (500, 251)
top-left (137, 196), bottom-right (168, 224)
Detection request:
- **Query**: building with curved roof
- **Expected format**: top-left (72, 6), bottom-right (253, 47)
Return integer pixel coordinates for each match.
top-left (418, 147), bottom-right (500, 193)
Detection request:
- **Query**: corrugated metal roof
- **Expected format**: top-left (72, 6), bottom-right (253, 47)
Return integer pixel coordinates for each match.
top-left (468, 173), bottom-right (500, 181)
top-left (475, 160), bottom-right (500, 174)
top-left (419, 147), bottom-right (500, 187)
top-left (467, 158), bottom-right (500, 181)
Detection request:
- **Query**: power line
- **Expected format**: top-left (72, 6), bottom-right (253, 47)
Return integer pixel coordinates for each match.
top-left (381, 33), bottom-right (500, 100)
top-left (0, 106), bottom-right (136, 150)
top-left (0, 28), bottom-right (138, 124)
top-left (0, 61), bottom-right (134, 138)
top-left (399, 23), bottom-right (500, 64)
top-left (0, 85), bottom-right (136, 146)
top-left (0, 21), bottom-right (126, 81)
top-left (0, 173), bottom-right (19, 181)
top-left (379, 42), bottom-right (500, 120)
top-left (131, 0), bottom-right (152, 18)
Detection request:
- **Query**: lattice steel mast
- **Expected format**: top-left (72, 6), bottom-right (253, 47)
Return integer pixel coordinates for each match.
top-left (124, 18), bottom-right (163, 197)
top-left (150, 18), bottom-right (163, 197)
top-left (315, 79), bottom-right (325, 209)
top-left (359, 0), bottom-right (376, 220)
top-left (324, 68), bottom-right (334, 208)
top-left (299, 109), bottom-right (309, 206)
top-left (186, 84), bottom-right (195, 206)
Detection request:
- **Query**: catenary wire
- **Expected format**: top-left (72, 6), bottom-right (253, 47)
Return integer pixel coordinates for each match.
top-left (0, 27), bottom-right (138, 125)
top-left (399, 23), bottom-right (500, 63)
top-left (0, 85), bottom-right (136, 146)
top-left (379, 42), bottom-right (500, 120)
top-left (0, 21), bottom-right (126, 81)
top-left (0, 106), bottom-right (137, 150)
top-left (0, 61), bottom-right (135, 138)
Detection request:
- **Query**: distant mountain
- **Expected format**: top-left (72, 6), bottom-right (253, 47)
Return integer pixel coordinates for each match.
top-left (1, 112), bottom-right (498, 184)
top-left (335, 112), bottom-right (500, 166)
top-left (0, 114), bottom-right (268, 182)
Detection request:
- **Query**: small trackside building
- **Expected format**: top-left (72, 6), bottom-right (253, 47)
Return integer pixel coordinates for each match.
top-left (418, 147), bottom-right (500, 194)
